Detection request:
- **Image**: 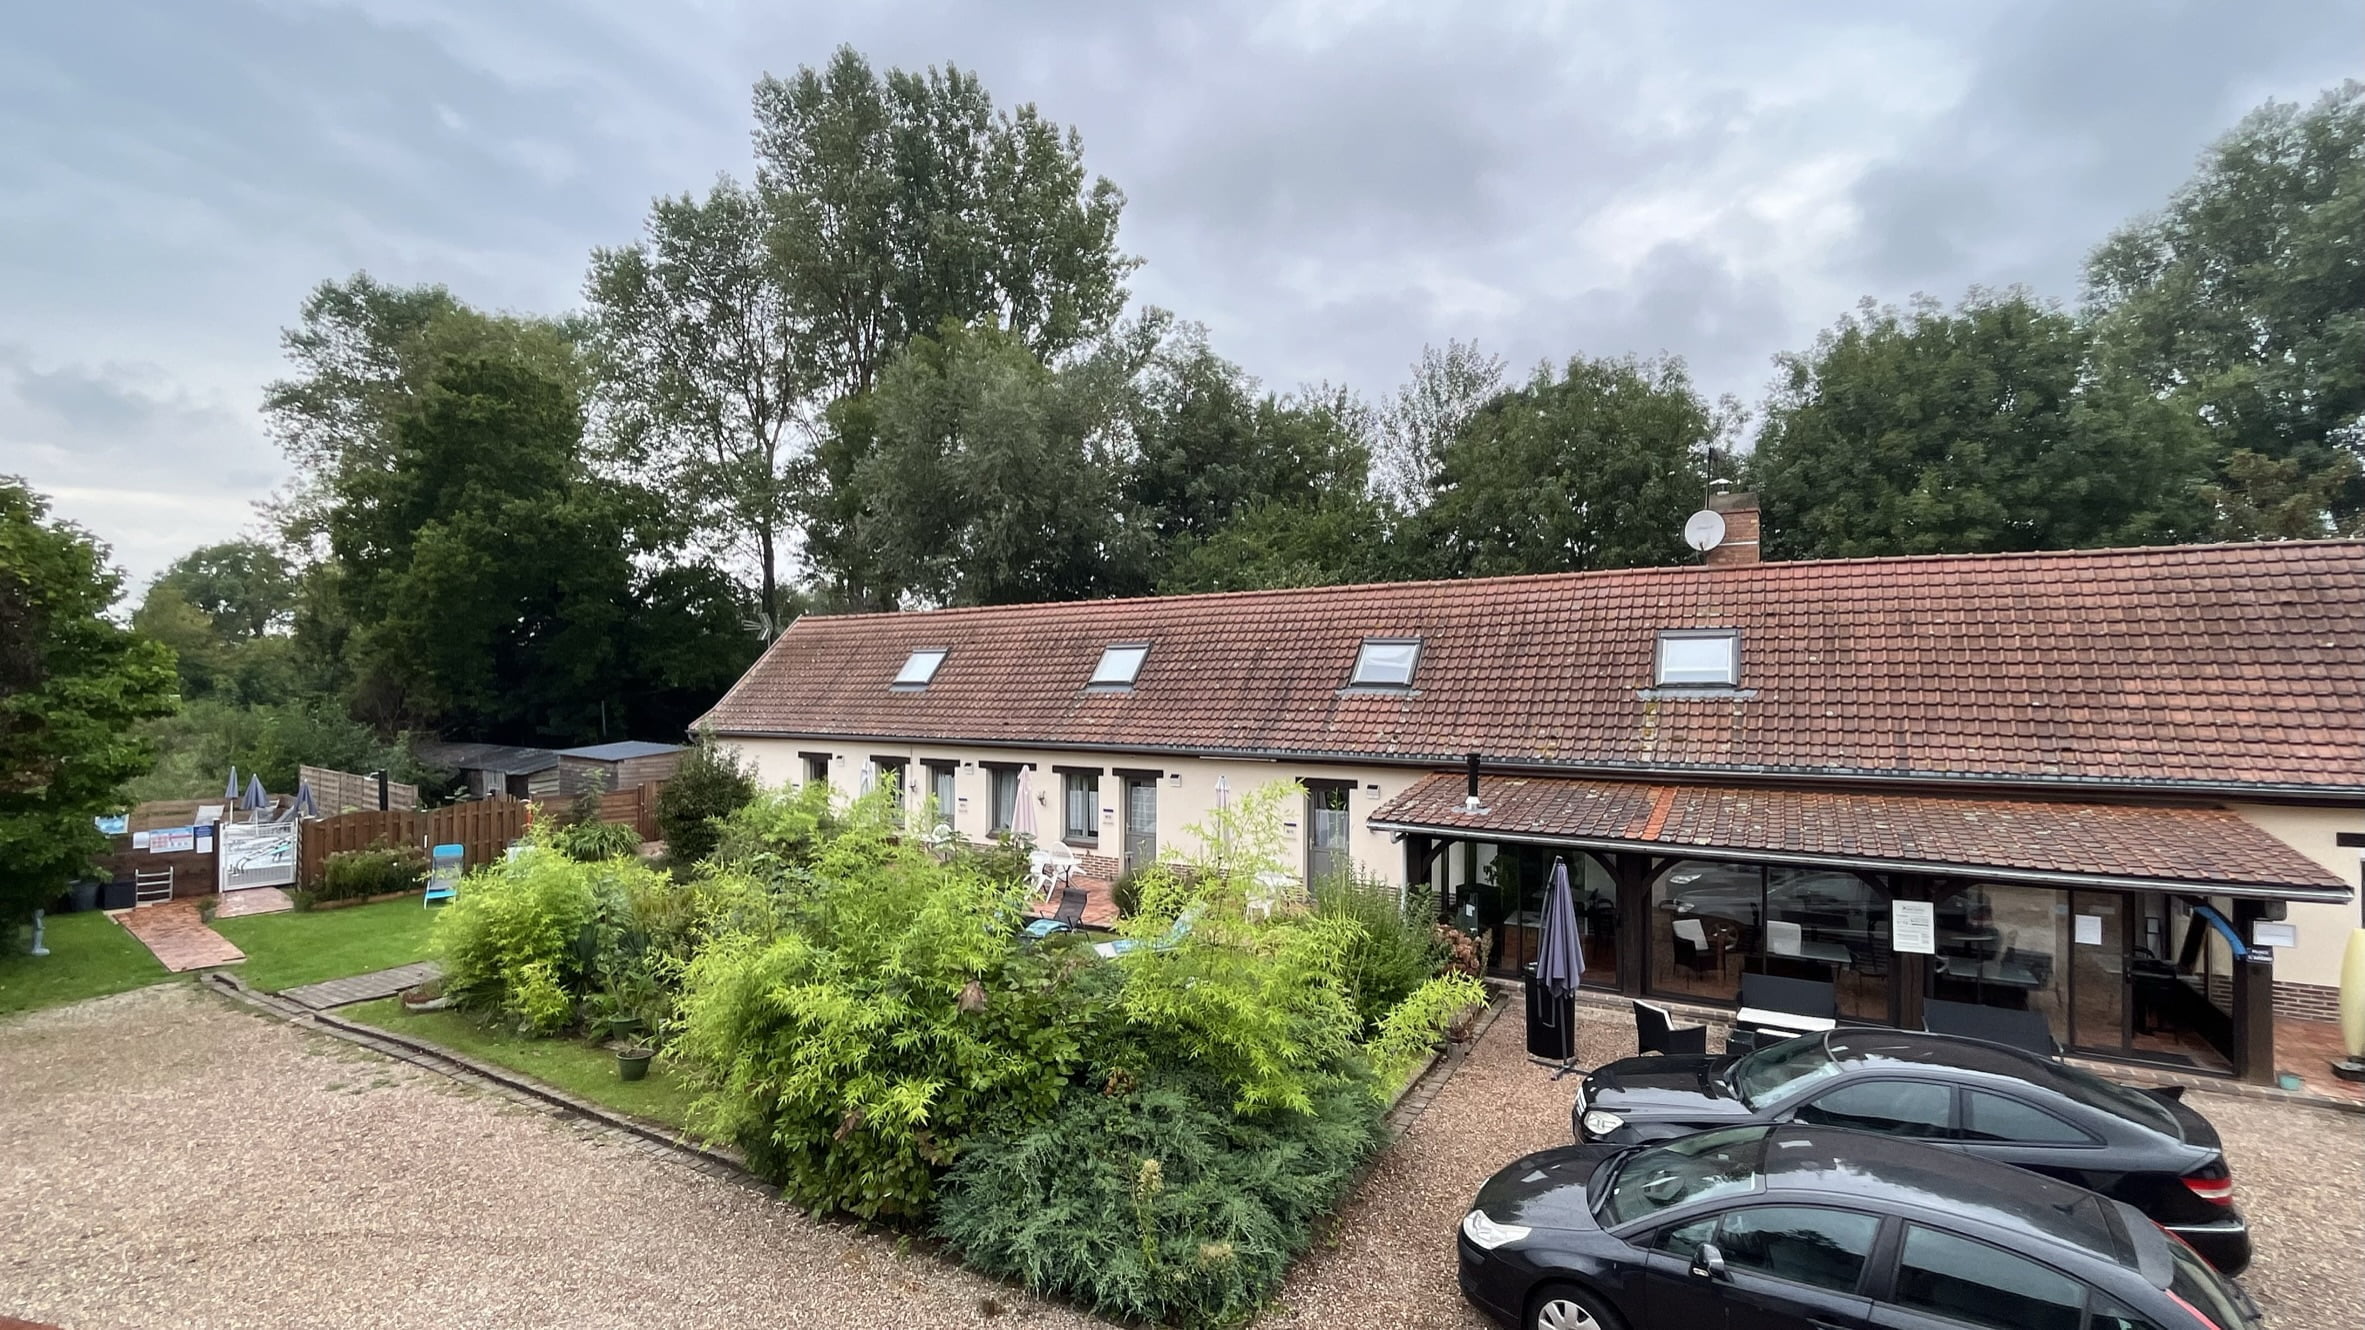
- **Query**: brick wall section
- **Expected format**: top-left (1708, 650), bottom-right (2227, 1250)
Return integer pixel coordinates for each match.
top-left (1703, 491), bottom-right (1761, 567)
top-left (2276, 980), bottom-right (2343, 1023)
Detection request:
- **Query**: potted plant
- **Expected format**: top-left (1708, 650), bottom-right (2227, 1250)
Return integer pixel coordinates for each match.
top-left (615, 1041), bottom-right (655, 1081)
top-left (400, 980), bottom-right (450, 1013)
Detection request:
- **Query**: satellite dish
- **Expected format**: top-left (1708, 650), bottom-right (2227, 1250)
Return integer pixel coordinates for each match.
top-left (1683, 509), bottom-right (1727, 553)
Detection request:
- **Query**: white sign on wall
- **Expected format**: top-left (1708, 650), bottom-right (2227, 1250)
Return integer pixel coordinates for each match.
top-left (1890, 900), bottom-right (1936, 954)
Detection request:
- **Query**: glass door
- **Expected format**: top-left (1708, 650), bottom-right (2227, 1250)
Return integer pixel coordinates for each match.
top-left (1306, 783), bottom-right (1351, 885)
top-left (2068, 890), bottom-right (2130, 1057)
top-left (1122, 777), bottom-right (1157, 874)
top-left (1931, 883), bottom-right (2070, 1050)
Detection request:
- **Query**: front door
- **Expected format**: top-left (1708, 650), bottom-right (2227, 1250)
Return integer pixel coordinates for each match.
top-left (1122, 776), bottom-right (1157, 874)
top-left (1306, 782), bottom-right (1351, 885)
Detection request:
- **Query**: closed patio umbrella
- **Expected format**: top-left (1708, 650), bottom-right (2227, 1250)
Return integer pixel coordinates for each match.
top-left (292, 779), bottom-right (318, 819)
top-left (1529, 856), bottom-right (1584, 1073)
top-left (223, 766), bottom-right (240, 803)
top-left (1011, 766), bottom-right (1037, 844)
top-left (243, 773), bottom-right (269, 821)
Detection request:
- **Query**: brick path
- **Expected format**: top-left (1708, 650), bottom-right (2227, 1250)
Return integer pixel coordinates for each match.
top-left (278, 961), bottom-right (441, 1009)
top-left (213, 886), bottom-right (294, 919)
top-left (113, 899), bottom-right (243, 972)
top-left (1021, 874), bottom-right (1121, 929)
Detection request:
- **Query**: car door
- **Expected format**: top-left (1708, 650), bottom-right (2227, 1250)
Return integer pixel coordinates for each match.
top-left (1862, 1223), bottom-right (2091, 1330)
top-left (1952, 1088), bottom-right (2107, 1190)
top-left (1640, 1205), bottom-right (1881, 1329)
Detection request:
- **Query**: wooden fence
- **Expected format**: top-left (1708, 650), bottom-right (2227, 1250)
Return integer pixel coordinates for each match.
top-left (592, 781), bottom-right (666, 843)
top-left (300, 764), bottom-right (419, 814)
top-left (297, 797), bottom-right (532, 888)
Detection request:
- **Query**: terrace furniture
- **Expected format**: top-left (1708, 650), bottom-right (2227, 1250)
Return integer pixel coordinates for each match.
top-left (1050, 885), bottom-right (1087, 928)
top-left (133, 868), bottom-right (174, 906)
top-left (1766, 919), bottom-right (1853, 967)
top-left (1672, 916), bottom-right (1724, 977)
top-left (1727, 972), bottom-right (1840, 1053)
top-left (1021, 917), bottom-right (1071, 940)
top-left (1922, 997), bottom-right (2062, 1060)
top-left (1634, 1000), bottom-right (1709, 1056)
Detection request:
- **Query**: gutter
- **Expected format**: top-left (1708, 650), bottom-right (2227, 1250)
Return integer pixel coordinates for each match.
top-left (1361, 817), bottom-right (2357, 904)
top-left (705, 728), bottom-right (2365, 807)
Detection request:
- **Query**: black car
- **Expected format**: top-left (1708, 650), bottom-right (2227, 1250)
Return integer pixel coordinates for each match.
top-left (1569, 1029), bottom-right (2251, 1274)
top-left (1459, 1123), bottom-right (2262, 1330)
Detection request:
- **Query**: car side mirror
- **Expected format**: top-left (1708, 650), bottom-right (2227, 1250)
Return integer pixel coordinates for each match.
top-left (1690, 1241), bottom-right (1729, 1282)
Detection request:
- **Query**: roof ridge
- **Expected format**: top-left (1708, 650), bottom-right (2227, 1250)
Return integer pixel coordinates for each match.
top-left (786, 539), bottom-right (2365, 626)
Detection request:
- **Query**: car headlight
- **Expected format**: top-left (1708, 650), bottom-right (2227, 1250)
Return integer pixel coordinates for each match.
top-left (1463, 1208), bottom-right (1532, 1251)
top-left (1581, 1109), bottom-right (1626, 1138)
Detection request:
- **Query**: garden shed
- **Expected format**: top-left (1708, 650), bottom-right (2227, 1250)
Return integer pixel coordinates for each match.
top-left (556, 740), bottom-right (684, 796)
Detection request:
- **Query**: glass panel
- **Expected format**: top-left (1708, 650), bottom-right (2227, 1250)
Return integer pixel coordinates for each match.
top-left (2070, 889), bottom-right (2129, 1057)
top-left (1576, 854), bottom-right (1620, 988)
top-left (2167, 1239), bottom-right (2252, 1330)
top-left (1793, 1080), bottom-right (1954, 1138)
top-left (1123, 779), bottom-right (1156, 872)
top-left (1652, 859), bottom-right (1759, 1002)
top-left (991, 769), bottom-right (1017, 833)
top-left (1961, 1091), bottom-right (2088, 1145)
top-left (894, 649), bottom-right (946, 686)
top-left (1308, 785), bottom-right (1350, 884)
top-left (1090, 645), bottom-right (1148, 686)
top-left (929, 765), bottom-right (957, 829)
top-left (1763, 867), bottom-right (1890, 1021)
top-left (1892, 1226), bottom-right (2085, 1330)
top-left (1350, 639), bottom-right (1420, 687)
top-left (1062, 774), bottom-right (1097, 841)
top-left (1716, 1206), bottom-right (1881, 1294)
top-left (804, 756), bottom-right (829, 787)
top-left (2126, 896), bottom-right (2234, 1073)
top-left (1658, 632), bottom-right (1736, 685)
top-left (1655, 1216), bottom-right (1719, 1262)
top-left (1598, 1126), bottom-right (1768, 1228)
top-left (2089, 1297), bottom-right (2169, 1330)
top-left (1931, 883), bottom-right (2070, 1053)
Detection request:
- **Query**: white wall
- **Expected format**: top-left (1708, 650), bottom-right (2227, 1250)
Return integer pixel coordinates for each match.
top-left (2229, 802), bottom-right (2364, 990)
top-left (732, 738), bottom-right (1431, 880)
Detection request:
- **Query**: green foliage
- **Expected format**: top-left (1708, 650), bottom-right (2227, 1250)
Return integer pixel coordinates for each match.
top-left (1368, 973), bottom-right (1490, 1089)
top-left (120, 696), bottom-right (406, 804)
top-left (655, 731), bottom-right (759, 866)
top-left (1157, 494), bottom-right (1395, 595)
top-left (1310, 871), bottom-right (1447, 1034)
top-left (936, 1066), bottom-right (1388, 1328)
top-left (432, 845), bottom-right (670, 1033)
top-left (0, 480), bottom-right (179, 926)
top-left (551, 817), bottom-right (642, 863)
top-left (674, 823), bottom-right (1090, 1217)
top-left (319, 843), bottom-right (428, 903)
top-left (1404, 353), bottom-right (1724, 577)
top-left (1751, 292), bottom-right (2213, 559)
top-left (2087, 82), bottom-right (2365, 534)
top-left (708, 780), bottom-right (841, 878)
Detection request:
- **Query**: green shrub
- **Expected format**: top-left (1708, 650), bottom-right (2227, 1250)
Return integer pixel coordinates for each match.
top-left (1110, 868), bottom-right (1147, 918)
top-left (1368, 973), bottom-right (1490, 1089)
top-left (551, 817), bottom-right (641, 862)
top-left (1310, 871), bottom-right (1447, 1033)
top-left (655, 731), bottom-right (758, 866)
top-left (708, 781), bottom-right (840, 876)
top-left (317, 844), bottom-right (428, 903)
top-left (937, 1066), bottom-right (1388, 1328)
top-left (432, 846), bottom-right (669, 1033)
top-left (674, 831), bottom-right (1098, 1219)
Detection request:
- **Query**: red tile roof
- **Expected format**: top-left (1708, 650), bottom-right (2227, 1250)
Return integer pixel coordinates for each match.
top-left (1368, 773), bottom-right (2353, 898)
top-left (700, 541), bottom-right (2365, 795)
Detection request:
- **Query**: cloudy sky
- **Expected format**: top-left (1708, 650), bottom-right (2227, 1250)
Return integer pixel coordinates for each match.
top-left (2, 0), bottom-right (2354, 593)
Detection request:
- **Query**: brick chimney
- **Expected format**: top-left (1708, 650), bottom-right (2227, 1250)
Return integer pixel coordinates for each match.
top-left (1704, 491), bottom-right (1761, 567)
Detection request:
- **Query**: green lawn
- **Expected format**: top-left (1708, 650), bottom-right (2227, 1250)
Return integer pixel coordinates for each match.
top-left (341, 997), bottom-right (702, 1131)
top-left (213, 898), bottom-right (440, 992)
top-left (0, 910), bottom-right (175, 1018)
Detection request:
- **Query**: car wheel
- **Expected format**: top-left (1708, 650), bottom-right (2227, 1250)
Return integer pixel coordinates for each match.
top-left (1527, 1282), bottom-right (1623, 1330)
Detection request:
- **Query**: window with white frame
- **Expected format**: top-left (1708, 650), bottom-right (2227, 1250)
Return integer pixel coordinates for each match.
top-left (1089, 644), bottom-right (1149, 688)
top-left (1656, 630), bottom-right (1739, 686)
top-left (1349, 638), bottom-right (1422, 688)
top-left (893, 648), bottom-right (948, 688)
top-left (1062, 772), bottom-right (1098, 843)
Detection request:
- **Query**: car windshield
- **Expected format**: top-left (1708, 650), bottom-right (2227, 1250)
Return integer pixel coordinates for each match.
top-left (1598, 1125), bottom-right (1769, 1227)
top-left (1728, 1036), bottom-right (1843, 1109)
top-left (2167, 1235), bottom-right (2252, 1328)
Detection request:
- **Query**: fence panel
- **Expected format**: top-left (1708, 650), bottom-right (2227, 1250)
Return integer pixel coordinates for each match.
top-left (594, 782), bottom-right (665, 841)
top-left (297, 797), bottom-right (530, 887)
top-left (300, 764), bottom-right (420, 814)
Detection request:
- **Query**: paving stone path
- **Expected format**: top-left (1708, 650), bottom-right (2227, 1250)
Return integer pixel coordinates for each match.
top-left (212, 886), bottom-right (294, 919)
top-left (113, 899), bottom-right (243, 972)
top-left (277, 960), bottom-right (441, 1009)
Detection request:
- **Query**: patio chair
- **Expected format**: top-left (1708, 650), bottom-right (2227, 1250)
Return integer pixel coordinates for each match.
top-left (1051, 885), bottom-right (1088, 928)
top-left (1634, 1000), bottom-right (1708, 1056)
top-left (1672, 917), bottom-right (1720, 976)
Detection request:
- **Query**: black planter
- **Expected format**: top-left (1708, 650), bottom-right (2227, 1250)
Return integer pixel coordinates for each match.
top-left (616, 1048), bottom-right (654, 1082)
top-left (70, 880), bottom-right (101, 912)
top-left (99, 879), bottom-right (135, 911)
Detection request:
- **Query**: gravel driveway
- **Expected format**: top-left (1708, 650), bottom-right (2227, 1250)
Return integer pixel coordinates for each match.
top-left (4, 986), bottom-right (2355, 1329)
top-left (1263, 999), bottom-right (2363, 1329)
top-left (0, 984), bottom-right (1098, 1330)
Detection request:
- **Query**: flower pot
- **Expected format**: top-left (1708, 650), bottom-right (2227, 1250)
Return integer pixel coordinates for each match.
top-left (616, 1047), bottom-right (654, 1082)
top-left (606, 1015), bottom-right (643, 1041)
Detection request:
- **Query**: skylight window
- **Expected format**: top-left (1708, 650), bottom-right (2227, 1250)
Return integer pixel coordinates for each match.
top-left (1656, 630), bottom-right (1739, 687)
top-left (893, 648), bottom-right (948, 688)
top-left (1089, 643), bottom-right (1149, 688)
top-left (1349, 638), bottom-right (1422, 688)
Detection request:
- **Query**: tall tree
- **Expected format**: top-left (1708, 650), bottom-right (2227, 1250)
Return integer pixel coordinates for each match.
top-left (1751, 293), bottom-right (2212, 559)
top-left (0, 479), bottom-right (177, 925)
top-left (1371, 340), bottom-right (1508, 513)
top-left (321, 344), bottom-right (749, 743)
top-left (1408, 354), bottom-right (1720, 576)
top-left (851, 324), bottom-right (1146, 607)
top-left (2087, 82), bottom-right (2365, 535)
top-left (586, 179), bottom-right (805, 634)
